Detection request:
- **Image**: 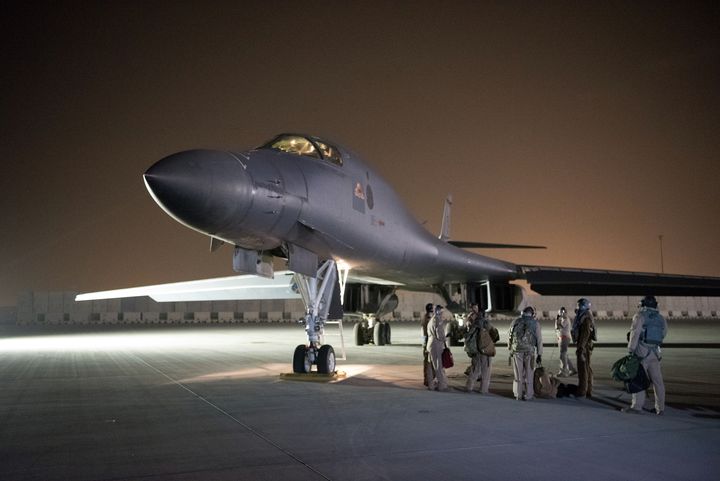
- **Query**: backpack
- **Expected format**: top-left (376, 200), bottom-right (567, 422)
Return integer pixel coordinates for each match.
top-left (556, 383), bottom-right (578, 398)
top-left (511, 318), bottom-right (536, 352)
top-left (641, 310), bottom-right (665, 346)
top-left (463, 326), bottom-right (480, 357)
top-left (625, 364), bottom-right (651, 394)
top-left (533, 366), bottom-right (559, 399)
top-left (611, 354), bottom-right (641, 382)
top-left (490, 325), bottom-right (500, 343)
top-left (478, 326), bottom-right (496, 357)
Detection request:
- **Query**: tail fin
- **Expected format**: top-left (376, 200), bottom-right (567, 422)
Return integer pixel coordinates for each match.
top-left (439, 195), bottom-right (546, 249)
top-left (439, 194), bottom-right (452, 241)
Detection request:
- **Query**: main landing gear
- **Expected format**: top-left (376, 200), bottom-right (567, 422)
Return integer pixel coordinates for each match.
top-left (292, 260), bottom-right (338, 374)
top-left (353, 316), bottom-right (392, 346)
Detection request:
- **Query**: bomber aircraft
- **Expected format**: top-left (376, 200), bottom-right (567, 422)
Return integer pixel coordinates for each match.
top-left (77, 134), bottom-right (720, 374)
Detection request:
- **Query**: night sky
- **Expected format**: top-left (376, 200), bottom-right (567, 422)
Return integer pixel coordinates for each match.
top-left (2, 1), bottom-right (719, 306)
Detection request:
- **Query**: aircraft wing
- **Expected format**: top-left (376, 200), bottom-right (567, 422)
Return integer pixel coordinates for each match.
top-left (345, 273), bottom-right (405, 286)
top-left (519, 265), bottom-right (720, 296)
top-left (449, 240), bottom-right (546, 249)
top-left (75, 271), bottom-right (301, 302)
top-left (74, 268), bottom-right (405, 305)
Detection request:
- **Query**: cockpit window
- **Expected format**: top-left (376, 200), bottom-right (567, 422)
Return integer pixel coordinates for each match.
top-left (314, 140), bottom-right (343, 166)
top-left (265, 135), bottom-right (320, 159)
top-left (261, 134), bottom-right (343, 166)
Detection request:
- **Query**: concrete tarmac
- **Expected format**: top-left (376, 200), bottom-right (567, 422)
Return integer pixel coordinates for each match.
top-left (1, 321), bottom-right (719, 480)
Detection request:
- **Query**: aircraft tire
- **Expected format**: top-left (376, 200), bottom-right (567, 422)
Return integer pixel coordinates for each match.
top-left (353, 322), bottom-right (365, 346)
top-left (317, 345), bottom-right (336, 374)
top-left (383, 322), bottom-right (392, 345)
top-left (373, 322), bottom-right (386, 346)
top-left (293, 344), bottom-right (310, 373)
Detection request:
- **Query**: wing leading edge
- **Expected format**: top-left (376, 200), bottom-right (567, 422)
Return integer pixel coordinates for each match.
top-left (449, 241), bottom-right (546, 249)
top-left (520, 265), bottom-right (720, 296)
top-left (75, 271), bottom-right (301, 303)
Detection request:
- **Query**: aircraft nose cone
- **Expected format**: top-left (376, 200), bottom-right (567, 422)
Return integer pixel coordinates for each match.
top-left (144, 149), bottom-right (251, 235)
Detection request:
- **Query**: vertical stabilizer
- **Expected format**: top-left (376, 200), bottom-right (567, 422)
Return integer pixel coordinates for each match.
top-left (439, 194), bottom-right (452, 241)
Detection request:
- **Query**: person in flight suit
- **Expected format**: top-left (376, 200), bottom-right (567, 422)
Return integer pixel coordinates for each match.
top-left (426, 305), bottom-right (449, 391)
top-left (421, 302), bottom-right (434, 387)
top-left (573, 298), bottom-right (595, 398)
top-left (465, 304), bottom-right (499, 394)
top-left (508, 306), bottom-right (543, 400)
top-left (623, 295), bottom-right (667, 415)
top-left (555, 307), bottom-right (576, 376)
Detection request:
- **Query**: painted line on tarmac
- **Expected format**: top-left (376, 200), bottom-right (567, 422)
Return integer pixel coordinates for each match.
top-left (131, 353), bottom-right (332, 481)
top-left (280, 371), bottom-right (347, 381)
top-left (497, 343), bottom-right (720, 348)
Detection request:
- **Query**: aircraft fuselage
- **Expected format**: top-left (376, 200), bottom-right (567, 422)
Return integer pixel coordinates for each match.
top-left (143, 134), bottom-right (518, 288)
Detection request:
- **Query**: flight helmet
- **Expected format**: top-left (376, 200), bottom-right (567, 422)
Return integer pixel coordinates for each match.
top-left (425, 303), bottom-right (434, 313)
top-left (640, 295), bottom-right (658, 309)
top-left (576, 298), bottom-right (591, 312)
top-left (522, 306), bottom-right (536, 318)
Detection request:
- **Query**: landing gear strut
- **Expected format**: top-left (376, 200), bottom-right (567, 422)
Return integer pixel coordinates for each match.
top-left (292, 260), bottom-right (339, 374)
top-left (353, 315), bottom-right (392, 346)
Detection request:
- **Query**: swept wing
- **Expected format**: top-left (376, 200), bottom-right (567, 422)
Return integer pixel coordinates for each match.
top-left (76, 271), bottom-right (300, 303)
top-left (520, 265), bottom-right (720, 296)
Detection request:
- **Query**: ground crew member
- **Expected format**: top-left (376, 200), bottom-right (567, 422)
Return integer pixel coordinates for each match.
top-left (508, 306), bottom-right (543, 400)
top-left (464, 304), bottom-right (483, 392)
top-left (470, 306), bottom-right (498, 394)
top-left (624, 296), bottom-right (667, 415)
top-left (555, 307), bottom-right (576, 376)
top-left (426, 304), bottom-right (449, 391)
top-left (573, 298), bottom-right (595, 398)
top-left (421, 302), bottom-right (434, 387)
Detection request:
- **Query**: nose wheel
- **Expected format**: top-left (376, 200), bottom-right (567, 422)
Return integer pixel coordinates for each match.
top-left (293, 345), bottom-right (312, 373)
top-left (317, 345), bottom-right (336, 373)
top-left (293, 344), bottom-right (336, 374)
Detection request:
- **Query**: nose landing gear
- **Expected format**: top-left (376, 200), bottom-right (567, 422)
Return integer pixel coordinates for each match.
top-left (293, 344), bottom-right (336, 374)
top-left (292, 260), bottom-right (339, 374)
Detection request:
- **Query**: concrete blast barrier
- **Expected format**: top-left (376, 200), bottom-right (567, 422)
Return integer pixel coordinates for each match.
top-left (13, 290), bottom-right (720, 326)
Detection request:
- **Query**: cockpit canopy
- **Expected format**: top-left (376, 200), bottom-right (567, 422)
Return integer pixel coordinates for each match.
top-left (260, 134), bottom-right (343, 166)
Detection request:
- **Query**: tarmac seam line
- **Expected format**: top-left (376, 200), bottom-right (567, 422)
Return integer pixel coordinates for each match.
top-left (130, 353), bottom-right (333, 481)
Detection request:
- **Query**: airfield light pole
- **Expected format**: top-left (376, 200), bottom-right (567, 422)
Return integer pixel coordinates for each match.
top-left (658, 234), bottom-right (665, 273)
